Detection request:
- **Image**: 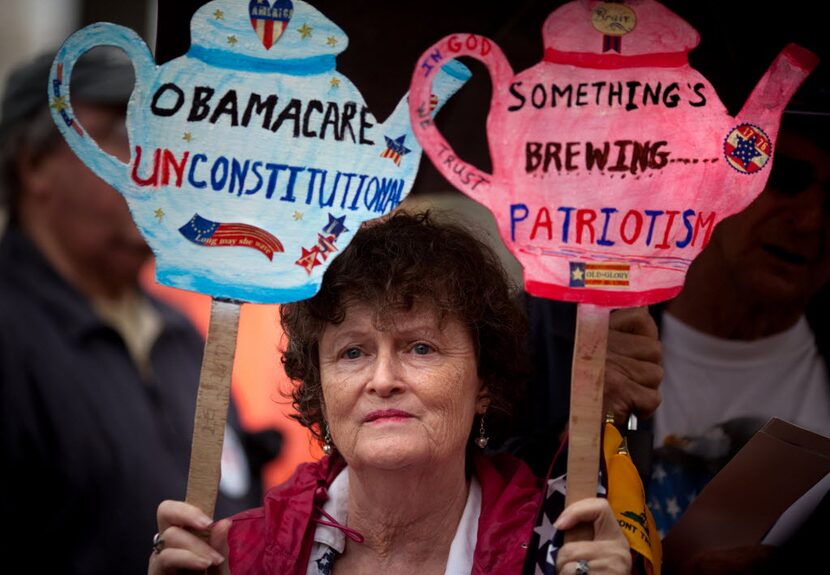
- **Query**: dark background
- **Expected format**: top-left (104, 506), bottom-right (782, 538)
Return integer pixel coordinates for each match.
top-left (131, 1), bottom-right (829, 196)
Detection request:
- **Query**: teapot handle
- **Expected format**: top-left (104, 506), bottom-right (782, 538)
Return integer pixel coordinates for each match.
top-left (48, 22), bottom-right (155, 198)
top-left (409, 34), bottom-right (513, 210)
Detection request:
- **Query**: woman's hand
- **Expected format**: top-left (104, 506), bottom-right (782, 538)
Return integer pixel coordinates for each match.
top-left (147, 500), bottom-right (230, 575)
top-left (604, 306), bottom-right (663, 426)
top-left (554, 498), bottom-right (632, 575)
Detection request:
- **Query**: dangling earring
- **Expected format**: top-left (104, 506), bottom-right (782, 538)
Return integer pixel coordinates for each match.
top-left (322, 426), bottom-right (333, 455)
top-left (476, 413), bottom-right (489, 448)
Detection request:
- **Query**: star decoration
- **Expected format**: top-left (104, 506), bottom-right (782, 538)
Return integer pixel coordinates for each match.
top-left (730, 134), bottom-right (762, 167)
top-left (666, 497), bottom-right (682, 519)
top-left (182, 132), bottom-right (193, 142)
top-left (330, 77), bottom-right (340, 89)
top-left (213, 9), bottom-right (224, 19)
top-left (296, 246), bottom-right (322, 273)
top-left (293, 211), bottom-right (303, 221)
top-left (547, 475), bottom-right (566, 499)
top-left (385, 135), bottom-right (410, 155)
top-left (50, 96), bottom-right (68, 113)
top-left (571, 266), bottom-right (585, 281)
top-left (533, 510), bottom-right (556, 544)
top-left (322, 214), bottom-right (348, 239)
top-left (297, 23), bottom-right (312, 39)
top-left (326, 35), bottom-right (338, 46)
top-left (316, 233), bottom-right (338, 260)
top-left (154, 208), bottom-right (165, 222)
top-left (227, 35), bottom-right (238, 46)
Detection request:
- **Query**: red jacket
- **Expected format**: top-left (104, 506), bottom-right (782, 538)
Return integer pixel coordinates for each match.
top-left (228, 452), bottom-right (545, 574)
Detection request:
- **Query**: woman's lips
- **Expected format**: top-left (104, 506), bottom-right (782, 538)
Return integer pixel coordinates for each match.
top-left (364, 409), bottom-right (414, 423)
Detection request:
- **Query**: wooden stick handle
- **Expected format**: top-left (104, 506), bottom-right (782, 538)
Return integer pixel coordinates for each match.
top-left (564, 303), bottom-right (610, 543)
top-left (185, 298), bottom-right (241, 518)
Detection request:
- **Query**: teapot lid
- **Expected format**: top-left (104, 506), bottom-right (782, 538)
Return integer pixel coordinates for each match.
top-left (543, 0), bottom-right (699, 67)
top-left (189, 0), bottom-right (347, 73)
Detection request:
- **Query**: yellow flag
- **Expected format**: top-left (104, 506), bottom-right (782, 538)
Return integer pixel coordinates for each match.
top-left (604, 422), bottom-right (662, 575)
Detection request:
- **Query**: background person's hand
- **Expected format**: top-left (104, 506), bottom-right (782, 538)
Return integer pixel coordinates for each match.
top-left (148, 500), bottom-right (230, 575)
top-left (604, 306), bottom-right (663, 426)
top-left (554, 497), bottom-right (633, 575)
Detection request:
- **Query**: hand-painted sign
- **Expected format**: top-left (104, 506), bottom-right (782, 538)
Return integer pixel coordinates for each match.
top-left (49, 0), bottom-right (470, 304)
top-left (409, 0), bottom-right (817, 306)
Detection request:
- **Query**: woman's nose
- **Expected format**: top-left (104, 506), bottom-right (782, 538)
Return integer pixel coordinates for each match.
top-left (367, 349), bottom-right (404, 397)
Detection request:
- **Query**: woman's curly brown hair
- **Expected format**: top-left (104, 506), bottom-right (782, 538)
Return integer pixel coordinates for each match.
top-left (280, 210), bottom-right (530, 447)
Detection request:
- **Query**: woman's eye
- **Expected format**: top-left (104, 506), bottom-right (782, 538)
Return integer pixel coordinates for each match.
top-left (411, 343), bottom-right (433, 355)
top-left (342, 347), bottom-right (362, 360)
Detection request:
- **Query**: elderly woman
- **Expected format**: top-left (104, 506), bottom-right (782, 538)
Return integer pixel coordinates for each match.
top-left (149, 211), bottom-right (646, 575)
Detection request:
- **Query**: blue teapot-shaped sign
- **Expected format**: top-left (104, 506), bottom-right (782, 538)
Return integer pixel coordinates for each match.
top-left (49, 0), bottom-right (470, 303)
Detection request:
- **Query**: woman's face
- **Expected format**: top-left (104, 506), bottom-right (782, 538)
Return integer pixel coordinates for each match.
top-left (318, 301), bottom-right (487, 472)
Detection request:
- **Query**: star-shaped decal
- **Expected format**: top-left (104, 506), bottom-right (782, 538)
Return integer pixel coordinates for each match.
top-left (380, 135), bottom-right (412, 166)
top-left (154, 208), bottom-right (165, 222)
top-left (571, 266), bottom-right (585, 281)
top-left (330, 77), bottom-right (340, 89)
top-left (213, 9), bottom-right (224, 19)
top-left (326, 35), bottom-right (338, 46)
top-left (293, 211), bottom-right (304, 221)
top-left (730, 134), bottom-right (762, 167)
top-left (227, 35), bottom-right (238, 46)
top-left (322, 213), bottom-right (348, 239)
top-left (297, 23), bottom-right (312, 39)
top-left (182, 132), bottom-right (193, 142)
top-left (296, 246), bottom-right (322, 274)
top-left (316, 233), bottom-right (338, 260)
top-left (50, 96), bottom-right (68, 113)
top-left (384, 135), bottom-right (411, 156)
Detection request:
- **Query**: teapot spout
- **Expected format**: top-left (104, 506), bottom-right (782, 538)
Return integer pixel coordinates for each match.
top-left (737, 43), bottom-right (818, 131)
top-left (380, 59), bottom-right (471, 151)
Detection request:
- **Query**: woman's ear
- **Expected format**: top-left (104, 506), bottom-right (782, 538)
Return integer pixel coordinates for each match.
top-left (475, 384), bottom-right (490, 414)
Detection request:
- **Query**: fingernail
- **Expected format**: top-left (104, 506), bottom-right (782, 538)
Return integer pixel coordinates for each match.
top-left (196, 515), bottom-right (212, 528)
top-left (211, 552), bottom-right (225, 565)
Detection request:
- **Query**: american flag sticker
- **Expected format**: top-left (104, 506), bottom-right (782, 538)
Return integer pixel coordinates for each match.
top-left (179, 213), bottom-right (284, 260)
top-left (723, 123), bottom-right (771, 175)
top-left (569, 261), bottom-right (630, 289)
top-left (249, 0), bottom-right (294, 50)
top-left (380, 134), bottom-right (411, 167)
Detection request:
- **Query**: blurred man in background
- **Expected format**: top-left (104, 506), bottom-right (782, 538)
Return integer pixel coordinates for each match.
top-left (0, 48), bottom-right (279, 575)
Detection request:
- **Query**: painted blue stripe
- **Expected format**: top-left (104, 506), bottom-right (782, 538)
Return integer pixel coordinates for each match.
top-left (157, 267), bottom-right (322, 304)
top-left (188, 44), bottom-right (336, 75)
top-left (440, 59), bottom-right (472, 82)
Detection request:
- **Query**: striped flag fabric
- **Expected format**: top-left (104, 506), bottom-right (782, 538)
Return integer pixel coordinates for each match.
top-left (525, 423), bottom-right (661, 574)
top-left (569, 261), bottom-right (631, 289)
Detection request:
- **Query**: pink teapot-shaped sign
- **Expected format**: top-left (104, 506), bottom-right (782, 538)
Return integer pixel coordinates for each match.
top-left (409, 0), bottom-right (817, 307)
top-left (49, 0), bottom-right (470, 304)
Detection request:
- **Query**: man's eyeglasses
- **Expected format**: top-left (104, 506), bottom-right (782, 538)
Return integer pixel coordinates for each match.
top-left (766, 153), bottom-right (830, 212)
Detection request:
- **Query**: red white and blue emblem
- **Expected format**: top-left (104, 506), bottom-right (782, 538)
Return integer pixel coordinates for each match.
top-left (249, 0), bottom-right (294, 50)
top-left (723, 123), bottom-right (772, 175)
top-left (296, 213), bottom-right (349, 274)
top-left (380, 135), bottom-right (411, 167)
top-left (179, 214), bottom-right (284, 260)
